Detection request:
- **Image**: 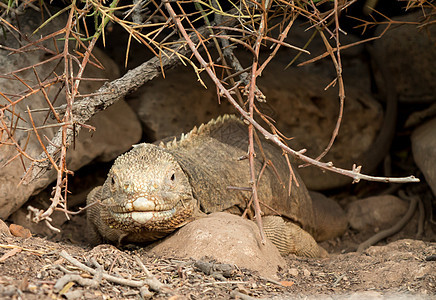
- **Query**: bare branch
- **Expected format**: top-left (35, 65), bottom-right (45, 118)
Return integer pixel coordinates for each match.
top-left (25, 20), bottom-right (232, 183)
top-left (163, 1), bottom-right (419, 185)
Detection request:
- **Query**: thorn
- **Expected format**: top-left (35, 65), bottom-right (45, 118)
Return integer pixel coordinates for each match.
top-left (238, 154), bottom-right (248, 161)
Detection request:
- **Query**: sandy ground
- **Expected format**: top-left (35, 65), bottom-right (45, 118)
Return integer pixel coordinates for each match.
top-left (0, 212), bottom-right (435, 299)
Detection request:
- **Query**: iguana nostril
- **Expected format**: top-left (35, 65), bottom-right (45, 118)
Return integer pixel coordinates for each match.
top-left (161, 191), bottom-right (179, 202)
top-left (123, 182), bottom-right (133, 193)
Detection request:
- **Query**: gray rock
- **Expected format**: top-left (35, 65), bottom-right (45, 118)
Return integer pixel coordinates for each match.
top-left (259, 64), bottom-right (382, 190)
top-left (0, 219), bottom-right (11, 236)
top-left (150, 212), bottom-right (285, 279)
top-left (0, 10), bottom-right (141, 218)
top-left (127, 67), bottom-right (234, 141)
top-left (412, 118), bottom-right (436, 197)
top-left (310, 191), bottom-right (348, 241)
top-left (373, 11), bottom-right (436, 104)
top-left (346, 195), bottom-right (409, 232)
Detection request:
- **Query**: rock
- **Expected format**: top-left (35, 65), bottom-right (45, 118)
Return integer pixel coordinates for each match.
top-left (0, 9), bottom-right (142, 218)
top-left (9, 224), bottom-right (32, 239)
top-left (150, 212), bottom-right (285, 279)
top-left (346, 195), bottom-right (409, 232)
top-left (309, 191), bottom-right (348, 241)
top-left (373, 11), bottom-right (436, 104)
top-left (68, 98), bottom-right (141, 168)
top-left (405, 102), bottom-right (436, 129)
top-left (0, 219), bottom-right (11, 236)
top-left (8, 196), bottom-right (70, 239)
top-left (194, 260), bottom-right (235, 278)
top-left (288, 268), bottom-right (299, 277)
top-left (127, 67), bottom-right (234, 141)
top-left (412, 118), bottom-right (436, 197)
top-left (277, 20), bottom-right (372, 96)
top-left (259, 64), bottom-right (382, 190)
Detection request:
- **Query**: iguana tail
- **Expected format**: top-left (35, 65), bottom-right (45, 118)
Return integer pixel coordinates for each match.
top-left (262, 215), bottom-right (329, 258)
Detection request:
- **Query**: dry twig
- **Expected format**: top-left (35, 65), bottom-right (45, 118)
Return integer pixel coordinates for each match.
top-left (1, 0), bottom-right (425, 229)
top-left (58, 250), bottom-right (172, 295)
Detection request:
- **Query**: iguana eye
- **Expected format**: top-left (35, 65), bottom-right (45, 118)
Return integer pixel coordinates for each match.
top-left (109, 174), bottom-right (118, 191)
top-left (170, 173), bottom-right (176, 181)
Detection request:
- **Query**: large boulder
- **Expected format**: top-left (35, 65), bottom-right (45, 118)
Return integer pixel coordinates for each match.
top-left (277, 20), bottom-right (373, 97)
top-left (0, 9), bottom-right (141, 218)
top-left (150, 212), bottom-right (285, 279)
top-left (346, 195), bottom-right (409, 232)
top-left (258, 63), bottom-right (382, 190)
top-left (127, 68), bottom-right (234, 140)
top-left (412, 118), bottom-right (436, 197)
top-left (373, 11), bottom-right (436, 104)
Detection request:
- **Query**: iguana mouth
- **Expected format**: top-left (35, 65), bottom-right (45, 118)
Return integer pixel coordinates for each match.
top-left (107, 196), bottom-right (187, 224)
top-left (128, 196), bottom-right (172, 211)
top-left (115, 208), bottom-right (177, 224)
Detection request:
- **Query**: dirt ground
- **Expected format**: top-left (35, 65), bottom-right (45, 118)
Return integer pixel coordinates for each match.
top-left (0, 211), bottom-right (435, 299)
top-left (1, 129), bottom-right (435, 300)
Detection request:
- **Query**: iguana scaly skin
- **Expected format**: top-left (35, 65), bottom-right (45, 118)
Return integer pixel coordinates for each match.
top-left (87, 115), bottom-right (347, 257)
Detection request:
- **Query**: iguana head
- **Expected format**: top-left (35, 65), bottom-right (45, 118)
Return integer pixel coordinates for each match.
top-left (98, 143), bottom-right (197, 241)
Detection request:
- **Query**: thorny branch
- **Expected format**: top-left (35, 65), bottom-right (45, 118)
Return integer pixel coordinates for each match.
top-left (245, 0), bottom-right (270, 243)
top-left (164, 0), bottom-right (421, 235)
top-left (1, 0), bottom-right (428, 228)
top-left (2, 2), bottom-right (235, 227)
top-left (25, 21), bottom-right (218, 183)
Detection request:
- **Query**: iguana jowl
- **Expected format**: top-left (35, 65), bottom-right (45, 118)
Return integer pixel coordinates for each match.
top-left (87, 115), bottom-right (347, 257)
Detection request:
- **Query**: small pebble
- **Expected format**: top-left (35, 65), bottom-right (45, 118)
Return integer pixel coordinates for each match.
top-left (303, 269), bottom-right (311, 277)
top-left (288, 268), bottom-right (299, 277)
top-left (9, 224), bottom-right (32, 238)
top-left (0, 219), bottom-right (11, 236)
top-left (425, 254), bottom-right (436, 261)
top-left (63, 290), bottom-right (84, 300)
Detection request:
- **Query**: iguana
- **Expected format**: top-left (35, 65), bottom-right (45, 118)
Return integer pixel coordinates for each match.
top-left (87, 115), bottom-right (347, 257)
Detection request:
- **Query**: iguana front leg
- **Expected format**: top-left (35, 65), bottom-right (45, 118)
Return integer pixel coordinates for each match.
top-left (86, 186), bottom-right (104, 244)
top-left (262, 216), bottom-right (328, 258)
top-left (86, 186), bottom-right (131, 245)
